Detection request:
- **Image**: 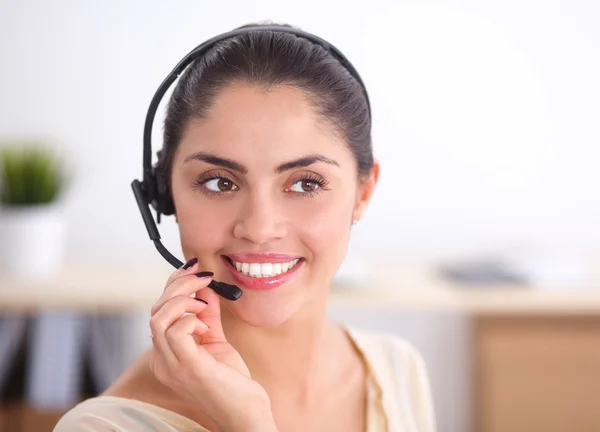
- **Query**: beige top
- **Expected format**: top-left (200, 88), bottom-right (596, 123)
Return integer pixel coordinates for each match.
top-left (54, 327), bottom-right (436, 431)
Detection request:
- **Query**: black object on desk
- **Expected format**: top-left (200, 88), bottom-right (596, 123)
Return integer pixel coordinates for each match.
top-left (437, 258), bottom-right (529, 286)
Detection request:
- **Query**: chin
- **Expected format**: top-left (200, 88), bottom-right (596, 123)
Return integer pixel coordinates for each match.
top-left (223, 295), bottom-right (300, 328)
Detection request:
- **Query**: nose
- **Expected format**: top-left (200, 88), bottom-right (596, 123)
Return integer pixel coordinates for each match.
top-left (233, 190), bottom-right (287, 245)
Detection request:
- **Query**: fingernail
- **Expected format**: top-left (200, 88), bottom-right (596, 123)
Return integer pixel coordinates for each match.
top-left (195, 271), bottom-right (214, 278)
top-left (195, 298), bottom-right (208, 304)
top-left (182, 258), bottom-right (198, 270)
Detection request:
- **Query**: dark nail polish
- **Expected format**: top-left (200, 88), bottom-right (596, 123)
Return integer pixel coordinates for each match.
top-left (195, 298), bottom-right (208, 304)
top-left (182, 258), bottom-right (198, 270)
top-left (195, 271), bottom-right (214, 278)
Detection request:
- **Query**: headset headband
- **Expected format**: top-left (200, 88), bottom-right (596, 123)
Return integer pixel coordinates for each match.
top-left (143, 25), bottom-right (371, 182)
top-left (133, 25), bottom-right (371, 271)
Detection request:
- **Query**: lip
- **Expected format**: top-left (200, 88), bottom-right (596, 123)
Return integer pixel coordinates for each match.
top-left (222, 256), bottom-right (303, 291)
top-left (225, 252), bottom-right (301, 264)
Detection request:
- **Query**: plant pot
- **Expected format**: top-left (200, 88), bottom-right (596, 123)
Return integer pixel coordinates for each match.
top-left (0, 203), bottom-right (66, 280)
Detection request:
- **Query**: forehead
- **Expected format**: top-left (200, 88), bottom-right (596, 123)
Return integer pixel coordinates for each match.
top-left (176, 82), bottom-right (350, 165)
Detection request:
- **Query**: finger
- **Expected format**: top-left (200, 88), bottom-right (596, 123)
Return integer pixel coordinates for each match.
top-left (194, 287), bottom-right (227, 344)
top-left (149, 318), bottom-right (178, 368)
top-left (151, 295), bottom-right (209, 334)
top-left (165, 314), bottom-right (214, 368)
top-left (164, 257), bottom-right (199, 289)
top-left (150, 296), bottom-right (208, 364)
top-left (151, 272), bottom-right (214, 316)
top-left (152, 259), bottom-right (200, 316)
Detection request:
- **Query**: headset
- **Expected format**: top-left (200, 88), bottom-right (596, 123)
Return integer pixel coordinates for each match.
top-left (131, 25), bottom-right (371, 300)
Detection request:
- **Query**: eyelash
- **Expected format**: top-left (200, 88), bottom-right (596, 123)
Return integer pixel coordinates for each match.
top-left (192, 173), bottom-right (330, 197)
top-left (192, 172), bottom-right (236, 197)
top-left (289, 174), bottom-right (330, 197)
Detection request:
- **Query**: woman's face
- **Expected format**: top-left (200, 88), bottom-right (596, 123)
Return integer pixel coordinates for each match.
top-left (170, 81), bottom-right (377, 327)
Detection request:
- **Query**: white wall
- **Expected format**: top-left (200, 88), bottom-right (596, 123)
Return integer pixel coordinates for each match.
top-left (1, 0), bottom-right (598, 264)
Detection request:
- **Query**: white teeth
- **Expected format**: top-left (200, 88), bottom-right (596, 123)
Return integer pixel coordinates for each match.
top-left (261, 263), bottom-right (273, 277)
top-left (249, 263), bottom-right (261, 277)
top-left (230, 258), bottom-right (300, 278)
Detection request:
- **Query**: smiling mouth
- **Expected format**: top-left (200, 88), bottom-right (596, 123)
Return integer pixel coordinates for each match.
top-left (223, 256), bottom-right (302, 278)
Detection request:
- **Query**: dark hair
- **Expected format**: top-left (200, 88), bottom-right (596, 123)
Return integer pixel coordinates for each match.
top-left (159, 22), bottom-right (372, 190)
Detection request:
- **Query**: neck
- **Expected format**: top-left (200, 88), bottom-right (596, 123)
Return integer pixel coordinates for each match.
top-left (221, 295), bottom-right (337, 404)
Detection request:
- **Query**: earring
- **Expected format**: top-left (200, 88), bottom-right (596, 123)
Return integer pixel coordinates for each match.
top-left (352, 220), bottom-right (358, 226)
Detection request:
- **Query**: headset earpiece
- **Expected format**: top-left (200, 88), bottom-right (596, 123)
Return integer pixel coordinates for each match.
top-left (153, 167), bottom-right (175, 217)
top-left (142, 149), bottom-right (175, 220)
top-left (143, 168), bottom-right (175, 221)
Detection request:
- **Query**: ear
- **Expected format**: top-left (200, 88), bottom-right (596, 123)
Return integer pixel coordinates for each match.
top-left (352, 158), bottom-right (380, 223)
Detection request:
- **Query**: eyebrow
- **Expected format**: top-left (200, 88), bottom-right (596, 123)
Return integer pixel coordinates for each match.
top-left (183, 151), bottom-right (339, 174)
top-left (275, 155), bottom-right (339, 173)
top-left (184, 152), bottom-right (247, 174)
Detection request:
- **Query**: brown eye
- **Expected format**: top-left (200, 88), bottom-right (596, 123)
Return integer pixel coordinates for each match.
top-left (217, 178), bottom-right (234, 191)
top-left (289, 179), bottom-right (321, 193)
top-left (204, 177), bottom-right (238, 192)
top-left (301, 180), bottom-right (318, 192)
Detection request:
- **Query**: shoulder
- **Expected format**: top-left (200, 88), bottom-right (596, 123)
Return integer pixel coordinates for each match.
top-left (346, 326), bottom-right (437, 431)
top-left (53, 396), bottom-right (207, 432)
top-left (53, 397), bottom-right (118, 431)
top-left (346, 326), bottom-right (428, 376)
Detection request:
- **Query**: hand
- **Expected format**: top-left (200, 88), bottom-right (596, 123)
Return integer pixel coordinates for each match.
top-left (149, 260), bottom-right (277, 432)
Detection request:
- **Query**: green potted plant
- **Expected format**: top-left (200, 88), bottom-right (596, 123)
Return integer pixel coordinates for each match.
top-left (0, 142), bottom-right (69, 280)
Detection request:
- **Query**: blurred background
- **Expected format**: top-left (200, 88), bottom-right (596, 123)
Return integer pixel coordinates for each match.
top-left (0, 0), bottom-right (599, 431)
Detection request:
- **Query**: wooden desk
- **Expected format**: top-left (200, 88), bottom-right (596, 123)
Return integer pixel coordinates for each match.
top-left (1, 259), bottom-right (599, 314)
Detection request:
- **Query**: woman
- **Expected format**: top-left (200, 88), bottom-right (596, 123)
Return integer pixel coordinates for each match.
top-left (55, 22), bottom-right (435, 432)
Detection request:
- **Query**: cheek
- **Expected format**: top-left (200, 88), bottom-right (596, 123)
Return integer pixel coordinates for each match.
top-left (293, 195), bottom-right (353, 264)
top-left (176, 199), bottom-right (231, 253)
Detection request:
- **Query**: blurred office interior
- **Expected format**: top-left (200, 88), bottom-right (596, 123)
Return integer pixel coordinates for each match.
top-left (1, 1), bottom-right (599, 431)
